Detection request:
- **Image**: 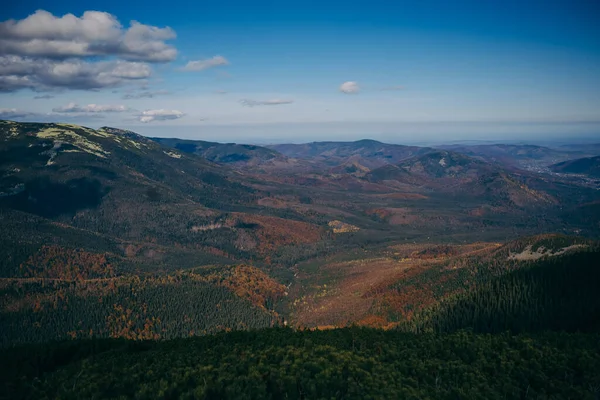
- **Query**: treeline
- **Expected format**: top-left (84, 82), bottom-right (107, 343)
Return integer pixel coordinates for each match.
top-left (0, 268), bottom-right (284, 346)
top-left (0, 206), bottom-right (333, 278)
top-left (3, 328), bottom-right (600, 399)
top-left (0, 208), bottom-right (122, 277)
top-left (399, 250), bottom-right (600, 334)
top-left (377, 237), bottom-right (597, 322)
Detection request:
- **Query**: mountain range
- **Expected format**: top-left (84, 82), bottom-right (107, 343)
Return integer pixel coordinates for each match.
top-left (2, 119), bottom-right (600, 348)
top-left (437, 143), bottom-right (595, 169)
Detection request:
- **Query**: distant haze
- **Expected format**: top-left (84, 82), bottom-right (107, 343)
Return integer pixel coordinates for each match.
top-left (118, 121), bottom-right (600, 146)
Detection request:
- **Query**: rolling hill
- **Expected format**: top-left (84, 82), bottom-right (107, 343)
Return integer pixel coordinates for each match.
top-left (0, 120), bottom-right (329, 346)
top-left (268, 139), bottom-right (430, 168)
top-left (0, 120), bottom-right (331, 277)
top-left (2, 119), bottom-right (600, 351)
top-left (289, 233), bottom-right (596, 330)
top-left (438, 143), bottom-right (587, 168)
top-left (364, 150), bottom-right (557, 209)
top-left (152, 137), bottom-right (286, 166)
top-left (550, 155), bottom-right (600, 178)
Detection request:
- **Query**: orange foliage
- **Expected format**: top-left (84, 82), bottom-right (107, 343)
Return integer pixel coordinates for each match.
top-left (106, 304), bottom-right (161, 340)
top-left (200, 265), bottom-right (286, 309)
top-left (232, 213), bottom-right (323, 254)
top-left (306, 325), bottom-right (337, 331)
top-left (411, 245), bottom-right (459, 259)
top-left (366, 208), bottom-right (393, 220)
top-left (356, 315), bottom-right (399, 330)
top-left (20, 245), bottom-right (115, 281)
top-left (366, 208), bottom-right (418, 225)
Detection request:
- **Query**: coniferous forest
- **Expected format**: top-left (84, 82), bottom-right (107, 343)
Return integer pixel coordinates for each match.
top-left (3, 329), bottom-right (600, 399)
top-left (3, 249), bottom-right (600, 399)
top-left (399, 249), bottom-right (600, 334)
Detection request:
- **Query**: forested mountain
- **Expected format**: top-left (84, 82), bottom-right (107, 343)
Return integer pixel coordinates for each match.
top-left (364, 150), bottom-right (560, 209)
top-left (4, 119), bottom-right (598, 283)
top-left (378, 235), bottom-right (596, 324)
top-left (289, 233), bottom-right (596, 330)
top-left (365, 150), bottom-right (495, 186)
top-left (550, 155), bottom-right (600, 177)
top-left (438, 143), bottom-right (588, 168)
top-left (0, 264), bottom-right (285, 346)
top-left (0, 120), bottom-right (325, 345)
top-left (400, 248), bottom-right (600, 334)
top-left (268, 139), bottom-right (431, 168)
top-left (2, 120), bottom-right (600, 345)
top-left (0, 120), bottom-right (331, 276)
top-left (152, 137), bottom-right (286, 165)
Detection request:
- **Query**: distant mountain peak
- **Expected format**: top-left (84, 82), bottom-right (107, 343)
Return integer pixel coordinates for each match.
top-left (354, 139), bottom-right (382, 145)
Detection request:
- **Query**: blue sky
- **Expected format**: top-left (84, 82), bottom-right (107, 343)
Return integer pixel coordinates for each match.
top-left (1, 0), bottom-right (599, 143)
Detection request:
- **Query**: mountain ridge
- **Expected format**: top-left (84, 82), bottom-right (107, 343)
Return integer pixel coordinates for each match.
top-left (152, 137), bottom-right (287, 165)
top-left (550, 155), bottom-right (600, 178)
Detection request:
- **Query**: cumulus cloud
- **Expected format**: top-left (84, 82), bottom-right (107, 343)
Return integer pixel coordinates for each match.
top-left (122, 89), bottom-right (169, 99)
top-left (240, 99), bottom-right (294, 107)
top-left (0, 10), bottom-right (177, 62)
top-left (0, 10), bottom-right (176, 92)
top-left (182, 56), bottom-right (229, 71)
top-left (0, 56), bottom-right (151, 91)
top-left (138, 109), bottom-right (184, 123)
top-left (53, 102), bottom-right (130, 113)
top-left (340, 81), bottom-right (359, 94)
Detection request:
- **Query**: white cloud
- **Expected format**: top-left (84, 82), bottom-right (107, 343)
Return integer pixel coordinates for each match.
top-left (122, 89), bottom-right (169, 99)
top-left (139, 109), bottom-right (184, 123)
top-left (0, 56), bottom-right (151, 91)
top-left (110, 61), bottom-right (152, 79)
top-left (240, 98), bottom-right (294, 107)
top-left (0, 10), bottom-right (176, 93)
top-left (53, 102), bottom-right (130, 113)
top-left (182, 56), bottom-right (229, 71)
top-left (0, 10), bottom-right (176, 62)
top-left (340, 81), bottom-right (359, 94)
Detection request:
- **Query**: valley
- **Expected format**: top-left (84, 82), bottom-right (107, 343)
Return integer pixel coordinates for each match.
top-left (2, 120), bottom-right (600, 399)
top-left (1, 119), bottom-right (599, 344)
